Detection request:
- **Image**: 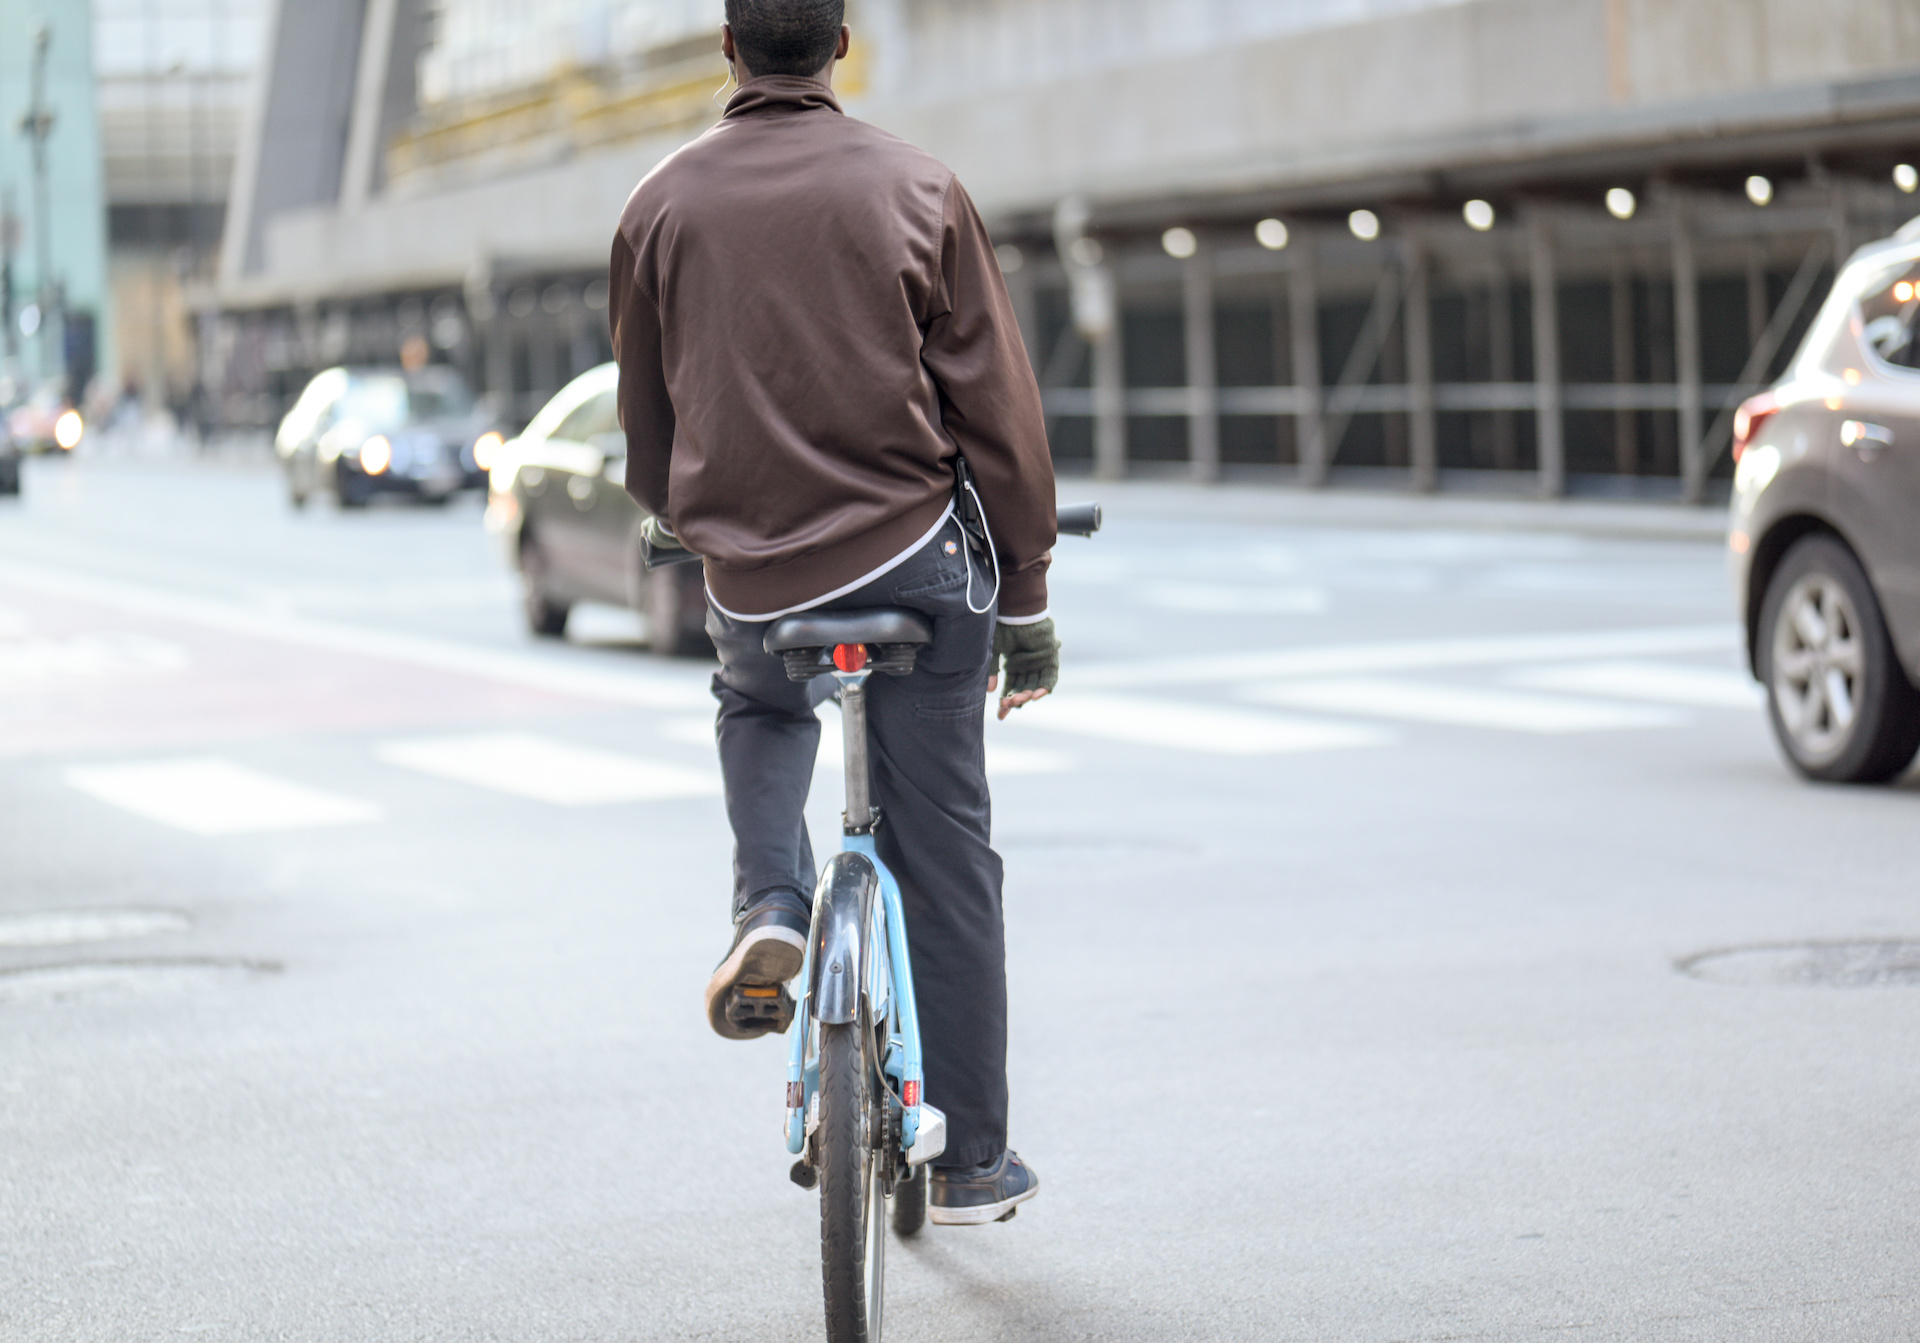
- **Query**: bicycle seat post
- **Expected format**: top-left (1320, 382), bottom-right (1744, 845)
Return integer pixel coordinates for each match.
top-left (831, 646), bottom-right (877, 836)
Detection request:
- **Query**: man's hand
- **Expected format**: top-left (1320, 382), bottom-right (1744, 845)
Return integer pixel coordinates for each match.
top-left (988, 618), bottom-right (1059, 721)
top-left (640, 513), bottom-right (682, 552)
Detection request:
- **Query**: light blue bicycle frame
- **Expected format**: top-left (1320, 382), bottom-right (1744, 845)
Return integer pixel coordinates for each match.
top-left (784, 666), bottom-right (929, 1162)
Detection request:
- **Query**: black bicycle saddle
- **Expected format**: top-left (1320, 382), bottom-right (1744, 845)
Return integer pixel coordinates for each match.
top-left (764, 608), bottom-right (933, 654)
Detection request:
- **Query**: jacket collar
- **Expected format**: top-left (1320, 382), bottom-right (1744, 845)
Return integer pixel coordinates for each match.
top-left (722, 75), bottom-right (842, 120)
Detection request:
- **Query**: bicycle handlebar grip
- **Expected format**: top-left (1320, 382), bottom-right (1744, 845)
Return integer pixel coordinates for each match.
top-left (640, 537), bottom-right (703, 570)
top-left (1056, 502), bottom-right (1102, 537)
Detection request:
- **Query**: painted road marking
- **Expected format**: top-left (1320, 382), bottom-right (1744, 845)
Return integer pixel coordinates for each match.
top-left (377, 731), bottom-right (719, 805)
top-left (1138, 582), bottom-right (1330, 615)
top-left (1504, 659), bottom-right (1764, 709)
top-left (0, 631), bottom-right (189, 685)
top-left (1073, 624), bottom-right (1736, 689)
top-left (0, 560), bottom-right (711, 710)
top-left (0, 909), bottom-right (190, 946)
top-left (1245, 677), bottom-right (1686, 733)
top-left (65, 758), bottom-right (383, 834)
top-left (669, 712), bottom-right (1073, 775)
top-left (1007, 692), bottom-right (1394, 755)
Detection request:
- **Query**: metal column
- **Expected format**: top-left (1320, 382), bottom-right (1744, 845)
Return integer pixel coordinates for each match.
top-left (1004, 262), bottom-right (1040, 377)
top-left (1093, 320), bottom-right (1127, 482)
top-left (1528, 214), bottom-right (1565, 497)
top-left (1610, 255), bottom-right (1636, 476)
top-left (1672, 205), bottom-right (1704, 502)
top-left (1404, 236), bottom-right (1437, 492)
top-left (1183, 247), bottom-right (1219, 482)
top-left (1290, 240), bottom-right (1326, 487)
top-left (1488, 257), bottom-right (1516, 470)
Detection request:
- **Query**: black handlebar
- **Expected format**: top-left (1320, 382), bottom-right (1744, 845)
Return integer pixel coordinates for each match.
top-left (642, 501), bottom-right (1102, 571)
top-left (1057, 502), bottom-right (1102, 537)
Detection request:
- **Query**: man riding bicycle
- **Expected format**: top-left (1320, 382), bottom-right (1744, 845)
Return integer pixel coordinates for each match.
top-left (609, 0), bottom-right (1059, 1226)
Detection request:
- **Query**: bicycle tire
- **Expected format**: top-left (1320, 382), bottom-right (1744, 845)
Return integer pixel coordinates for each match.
top-left (819, 1021), bottom-right (886, 1343)
top-left (891, 1164), bottom-right (926, 1238)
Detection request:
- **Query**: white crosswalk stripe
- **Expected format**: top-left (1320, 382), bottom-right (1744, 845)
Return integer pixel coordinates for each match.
top-left (1006, 692), bottom-right (1394, 755)
top-left (665, 712), bottom-right (1074, 775)
top-left (65, 758), bottom-right (383, 834)
top-left (377, 732), bottom-right (719, 805)
top-left (1244, 677), bottom-right (1686, 733)
top-left (1503, 659), bottom-right (1764, 709)
top-left (1074, 623), bottom-right (1736, 689)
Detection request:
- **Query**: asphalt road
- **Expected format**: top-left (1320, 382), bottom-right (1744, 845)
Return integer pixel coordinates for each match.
top-left (2, 452), bottom-right (1916, 1341)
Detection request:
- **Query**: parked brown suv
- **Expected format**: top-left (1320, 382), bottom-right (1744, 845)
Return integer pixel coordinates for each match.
top-left (1732, 218), bottom-right (1920, 782)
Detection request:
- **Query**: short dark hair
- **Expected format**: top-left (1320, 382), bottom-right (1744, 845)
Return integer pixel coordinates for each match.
top-left (725, 0), bottom-right (844, 78)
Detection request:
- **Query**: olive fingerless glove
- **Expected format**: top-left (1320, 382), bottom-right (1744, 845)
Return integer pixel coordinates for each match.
top-left (992, 618), bottom-right (1060, 696)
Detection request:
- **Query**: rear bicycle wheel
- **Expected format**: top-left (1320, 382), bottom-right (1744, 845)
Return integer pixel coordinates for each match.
top-left (818, 1020), bottom-right (886, 1343)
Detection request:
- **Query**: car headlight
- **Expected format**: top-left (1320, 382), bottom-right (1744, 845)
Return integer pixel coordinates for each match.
top-left (360, 435), bottom-right (392, 475)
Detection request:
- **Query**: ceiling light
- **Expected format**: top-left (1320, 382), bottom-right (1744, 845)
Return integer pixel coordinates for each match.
top-left (1348, 209), bottom-right (1380, 241)
top-left (1745, 175), bottom-right (1773, 206)
top-left (1161, 227), bottom-right (1197, 259)
top-left (1255, 218), bottom-right (1289, 251)
top-left (1896, 164), bottom-right (1918, 194)
top-left (1068, 236), bottom-right (1104, 267)
top-left (1462, 199), bottom-right (1495, 231)
top-left (1605, 187), bottom-right (1637, 220)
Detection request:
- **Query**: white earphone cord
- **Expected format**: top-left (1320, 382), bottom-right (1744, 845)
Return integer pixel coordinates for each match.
top-left (962, 478), bottom-right (1001, 616)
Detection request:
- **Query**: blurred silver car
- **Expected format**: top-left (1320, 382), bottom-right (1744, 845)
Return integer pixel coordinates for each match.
top-left (483, 364), bottom-right (711, 656)
top-left (1730, 218), bottom-right (1920, 782)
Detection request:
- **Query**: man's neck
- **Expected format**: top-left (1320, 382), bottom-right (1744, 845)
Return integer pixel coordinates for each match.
top-left (735, 63), bottom-right (836, 92)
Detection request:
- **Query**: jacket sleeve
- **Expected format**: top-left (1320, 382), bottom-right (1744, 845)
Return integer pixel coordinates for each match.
top-left (609, 227), bottom-right (675, 519)
top-left (920, 179), bottom-right (1056, 619)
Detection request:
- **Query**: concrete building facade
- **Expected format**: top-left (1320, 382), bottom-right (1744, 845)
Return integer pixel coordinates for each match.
top-left (216, 0), bottom-right (1920, 499)
top-left (95, 0), bottom-right (271, 414)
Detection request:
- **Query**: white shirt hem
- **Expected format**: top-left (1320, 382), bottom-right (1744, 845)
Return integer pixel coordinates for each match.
top-left (706, 505), bottom-right (957, 624)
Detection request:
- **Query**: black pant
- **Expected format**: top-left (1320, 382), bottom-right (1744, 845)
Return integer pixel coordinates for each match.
top-left (706, 519), bottom-right (1008, 1169)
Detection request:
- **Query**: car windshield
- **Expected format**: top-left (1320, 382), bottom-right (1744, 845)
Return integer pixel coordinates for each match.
top-left (337, 371), bottom-right (475, 429)
top-left (1855, 256), bottom-right (1920, 372)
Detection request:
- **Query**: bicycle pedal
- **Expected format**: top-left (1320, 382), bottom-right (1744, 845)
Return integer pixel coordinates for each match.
top-left (789, 1160), bottom-right (818, 1191)
top-left (725, 983), bottom-right (795, 1035)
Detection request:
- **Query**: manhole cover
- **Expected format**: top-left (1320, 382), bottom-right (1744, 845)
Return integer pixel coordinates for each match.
top-left (0, 909), bottom-right (189, 947)
top-left (0, 958), bottom-right (277, 1004)
top-left (1678, 941), bottom-right (1920, 988)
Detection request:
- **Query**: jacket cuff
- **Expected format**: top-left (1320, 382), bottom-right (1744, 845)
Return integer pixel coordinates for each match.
top-left (996, 567), bottom-right (1048, 621)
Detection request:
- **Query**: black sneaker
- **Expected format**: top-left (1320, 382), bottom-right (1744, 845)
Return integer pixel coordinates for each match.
top-left (928, 1149), bottom-right (1039, 1225)
top-left (704, 890), bottom-right (809, 1040)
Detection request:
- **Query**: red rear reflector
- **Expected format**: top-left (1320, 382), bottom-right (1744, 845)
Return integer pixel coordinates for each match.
top-left (833, 643), bottom-right (868, 672)
top-left (902, 1080), bottom-right (920, 1107)
top-left (1731, 392), bottom-right (1779, 463)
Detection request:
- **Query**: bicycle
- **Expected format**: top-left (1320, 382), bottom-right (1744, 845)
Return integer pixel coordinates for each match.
top-left (650, 499), bottom-right (1100, 1343)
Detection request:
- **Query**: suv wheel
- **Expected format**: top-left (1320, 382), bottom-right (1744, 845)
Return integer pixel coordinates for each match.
top-left (519, 534), bottom-right (571, 637)
top-left (1758, 534), bottom-right (1920, 783)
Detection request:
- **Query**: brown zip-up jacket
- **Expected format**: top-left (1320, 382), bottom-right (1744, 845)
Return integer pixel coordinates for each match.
top-left (609, 76), bottom-right (1055, 620)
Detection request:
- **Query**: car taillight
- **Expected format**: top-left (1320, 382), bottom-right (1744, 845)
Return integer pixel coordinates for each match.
top-left (1731, 392), bottom-right (1780, 463)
